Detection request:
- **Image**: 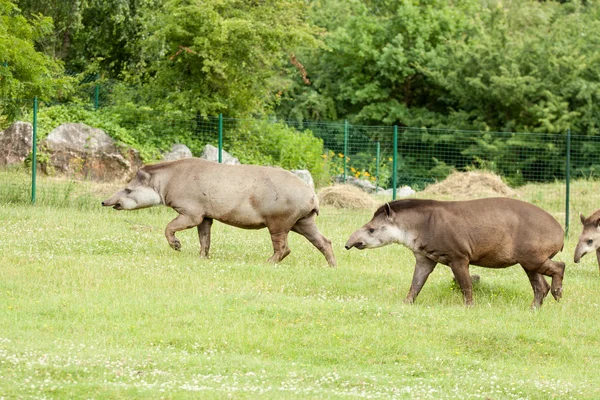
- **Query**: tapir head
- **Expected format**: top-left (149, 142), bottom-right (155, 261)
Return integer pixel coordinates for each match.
top-left (101, 169), bottom-right (161, 210)
top-left (345, 203), bottom-right (403, 250)
top-left (574, 212), bottom-right (600, 267)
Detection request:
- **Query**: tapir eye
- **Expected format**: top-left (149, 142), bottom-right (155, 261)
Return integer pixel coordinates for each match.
top-left (587, 239), bottom-right (593, 246)
top-left (368, 228), bottom-right (375, 234)
top-left (124, 188), bottom-right (132, 194)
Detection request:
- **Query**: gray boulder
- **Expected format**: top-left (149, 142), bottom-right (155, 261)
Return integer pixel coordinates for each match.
top-left (42, 123), bottom-right (142, 181)
top-left (291, 169), bottom-right (314, 190)
top-left (162, 143), bottom-right (192, 161)
top-left (200, 144), bottom-right (240, 165)
top-left (0, 121), bottom-right (33, 166)
top-left (335, 175), bottom-right (377, 193)
top-left (377, 185), bottom-right (416, 198)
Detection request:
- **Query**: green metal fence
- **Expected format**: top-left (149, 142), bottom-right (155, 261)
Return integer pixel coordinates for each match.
top-left (4, 96), bottom-right (600, 236)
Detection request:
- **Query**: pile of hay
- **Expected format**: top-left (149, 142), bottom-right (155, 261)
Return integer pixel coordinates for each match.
top-left (318, 184), bottom-right (377, 209)
top-left (421, 171), bottom-right (516, 199)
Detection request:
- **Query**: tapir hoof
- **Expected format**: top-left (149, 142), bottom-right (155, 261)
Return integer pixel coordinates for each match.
top-left (551, 287), bottom-right (562, 301)
top-left (170, 239), bottom-right (181, 251)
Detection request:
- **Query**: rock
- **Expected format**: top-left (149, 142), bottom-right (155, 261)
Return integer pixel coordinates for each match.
top-left (0, 121), bottom-right (33, 166)
top-left (42, 123), bottom-right (142, 181)
top-left (335, 175), bottom-right (377, 193)
top-left (291, 169), bottom-right (314, 190)
top-left (162, 143), bottom-right (192, 161)
top-left (377, 185), bottom-right (416, 197)
top-left (398, 185), bottom-right (416, 197)
top-left (200, 144), bottom-right (240, 165)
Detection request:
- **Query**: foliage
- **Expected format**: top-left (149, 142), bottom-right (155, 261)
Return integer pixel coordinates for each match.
top-left (418, 0), bottom-right (600, 134)
top-left (14, 0), bottom-right (154, 79)
top-left (226, 119), bottom-right (327, 185)
top-left (322, 150), bottom-right (393, 188)
top-left (275, 0), bottom-right (480, 125)
top-left (276, 0), bottom-right (600, 137)
top-left (31, 103), bottom-right (328, 182)
top-left (7, 0), bottom-right (600, 187)
top-left (0, 0), bottom-right (73, 120)
top-left (122, 0), bottom-right (322, 116)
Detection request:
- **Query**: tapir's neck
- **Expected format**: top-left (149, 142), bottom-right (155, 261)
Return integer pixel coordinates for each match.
top-left (392, 210), bottom-right (423, 250)
top-left (147, 172), bottom-right (167, 206)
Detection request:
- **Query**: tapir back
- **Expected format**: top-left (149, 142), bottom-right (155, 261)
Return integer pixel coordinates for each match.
top-left (145, 158), bottom-right (318, 227)
top-left (424, 198), bottom-right (564, 268)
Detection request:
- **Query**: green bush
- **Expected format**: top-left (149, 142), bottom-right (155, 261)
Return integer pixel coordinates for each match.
top-left (226, 119), bottom-right (327, 186)
top-left (29, 104), bottom-right (328, 185)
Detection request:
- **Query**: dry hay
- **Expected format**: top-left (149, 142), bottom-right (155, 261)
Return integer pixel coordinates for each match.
top-left (318, 184), bottom-right (377, 209)
top-left (421, 171), bottom-right (517, 199)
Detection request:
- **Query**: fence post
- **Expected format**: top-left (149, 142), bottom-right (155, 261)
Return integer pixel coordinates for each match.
top-left (565, 128), bottom-right (571, 236)
top-left (218, 114), bottom-right (223, 163)
top-left (343, 120), bottom-right (349, 183)
top-left (376, 141), bottom-right (380, 193)
top-left (31, 97), bottom-right (38, 204)
top-left (94, 84), bottom-right (99, 110)
top-left (392, 125), bottom-right (398, 200)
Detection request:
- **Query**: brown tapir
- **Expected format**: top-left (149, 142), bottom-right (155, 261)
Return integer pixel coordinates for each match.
top-left (345, 198), bottom-right (565, 308)
top-left (102, 158), bottom-right (336, 266)
top-left (574, 211), bottom-right (600, 271)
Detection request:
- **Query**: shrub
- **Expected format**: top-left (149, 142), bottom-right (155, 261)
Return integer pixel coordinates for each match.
top-left (226, 119), bottom-right (327, 185)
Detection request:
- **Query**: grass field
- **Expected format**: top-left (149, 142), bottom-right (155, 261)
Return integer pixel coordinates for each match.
top-left (2, 168), bottom-right (600, 399)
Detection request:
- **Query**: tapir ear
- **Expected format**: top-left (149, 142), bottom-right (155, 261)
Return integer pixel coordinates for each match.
top-left (580, 213), bottom-right (586, 225)
top-left (384, 203), bottom-right (395, 220)
top-left (136, 169), bottom-right (152, 184)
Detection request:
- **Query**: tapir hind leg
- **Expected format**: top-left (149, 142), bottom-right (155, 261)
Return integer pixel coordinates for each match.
top-left (291, 213), bottom-right (337, 267)
top-left (165, 213), bottom-right (203, 251)
top-left (197, 218), bottom-right (213, 258)
top-left (522, 267), bottom-right (551, 309)
top-left (405, 253), bottom-right (437, 304)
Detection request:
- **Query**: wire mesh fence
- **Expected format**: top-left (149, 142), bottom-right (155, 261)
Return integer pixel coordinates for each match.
top-left (3, 96), bottom-right (600, 234)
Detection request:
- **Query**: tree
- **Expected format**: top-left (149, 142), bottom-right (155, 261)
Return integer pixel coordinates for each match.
top-left (128, 0), bottom-right (322, 116)
top-left (275, 0), bottom-right (481, 125)
top-left (15, 0), bottom-right (153, 78)
top-left (419, 0), bottom-right (600, 134)
top-left (0, 0), bottom-right (72, 118)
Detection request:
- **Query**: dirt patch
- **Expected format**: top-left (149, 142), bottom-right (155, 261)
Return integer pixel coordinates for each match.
top-left (318, 184), bottom-right (377, 209)
top-left (421, 171), bottom-right (517, 199)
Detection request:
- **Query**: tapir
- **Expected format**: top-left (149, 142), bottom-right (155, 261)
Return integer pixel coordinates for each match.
top-left (574, 211), bottom-right (600, 271)
top-left (345, 198), bottom-right (565, 308)
top-left (102, 158), bottom-right (336, 266)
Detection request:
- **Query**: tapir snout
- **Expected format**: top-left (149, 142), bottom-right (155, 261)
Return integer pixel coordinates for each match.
top-left (101, 197), bottom-right (123, 209)
top-left (344, 240), bottom-right (365, 250)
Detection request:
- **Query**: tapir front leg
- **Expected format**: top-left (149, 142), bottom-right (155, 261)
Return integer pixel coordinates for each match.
top-left (165, 213), bottom-right (203, 251)
top-left (449, 258), bottom-right (473, 306)
top-left (197, 218), bottom-right (213, 258)
top-left (522, 268), bottom-right (550, 309)
top-left (405, 253), bottom-right (437, 304)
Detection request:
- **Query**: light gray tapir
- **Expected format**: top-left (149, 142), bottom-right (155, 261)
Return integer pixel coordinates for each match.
top-left (102, 158), bottom-right (336, 266)
top-left (345, 198), bottom-right (565, 308)
top-left (574, 210), bottom-right (600, 271)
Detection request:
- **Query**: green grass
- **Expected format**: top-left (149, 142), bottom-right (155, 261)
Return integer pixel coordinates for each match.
top-left (1, 169), bottom-right (600, 398)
